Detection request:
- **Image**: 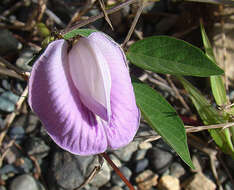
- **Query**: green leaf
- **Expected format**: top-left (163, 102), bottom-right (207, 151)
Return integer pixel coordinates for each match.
top-left (178, 77), bottom-right (225, 124)
top-left (127, 36), bottom-right (224, 77)
top-left (210, 76), bottom-right (227, 106)
top-left (200, 23), bottom-right (216, 63)
top-left (178, 76), bottom-right (234, 156)
top-left (63, 28), bottom-right (97, 39)
top-left (200, 23), bottom-right (227, 106)
top-left (132, 79), bottom-right (194, 169)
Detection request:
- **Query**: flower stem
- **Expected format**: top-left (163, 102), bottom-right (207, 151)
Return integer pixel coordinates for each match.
top-left (100, 152), bottom-right (135, 190)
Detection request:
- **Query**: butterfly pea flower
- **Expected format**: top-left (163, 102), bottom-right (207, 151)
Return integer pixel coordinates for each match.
top-left (28, 32), bottom-right (140, 155)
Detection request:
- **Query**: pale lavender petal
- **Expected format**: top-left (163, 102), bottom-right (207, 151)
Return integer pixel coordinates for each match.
top-left (88, 32), bottom-right (140, 149)
top-left (68, 38), bottom-right (111, 122)
top-left (28, 40), bottom-right (107, 155)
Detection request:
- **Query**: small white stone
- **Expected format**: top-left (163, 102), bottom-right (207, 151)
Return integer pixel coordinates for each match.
top-left (139, 142), bottom-right (152, 150)
top-left (158, 175), bottom-right (180, 190)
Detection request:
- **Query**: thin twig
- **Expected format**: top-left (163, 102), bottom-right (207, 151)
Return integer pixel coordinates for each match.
top-left (135, 122), bottom-right (234, 143)
top-left (74, 155), bottom-right (103, 190)
top-left (122, 0), bottom-right (144, 47)
top-left (167, 75), bottom-right (190, 111)
top-left (184, 0), bottom-right (234, 5)
top-left (142, 72), bottom-right (175, 95)
top-left (224, 103), bottom-right (234, 110)
top-left (0, 139), bottom-right (15, 167)
top-left (37, 0), bottom-right (47, 22)
top-left (67, 0), bottom-right (95, 29)
top-left (0, 57), bottom-right (30, 79)
top-left (98, 0), bottom-right (113, 30)
top-left (0, 86), bottom-right (29, 146)
top-left (148, 76), bottom-right (175, 95)
top-left (0, 65), bottom-right (24, 80)
top-left (29, 155), bottom-right (41, 179)
top-left (45, 9), bottom-right (66, 27)
top-left (61, 0), bottom-right (138, 35)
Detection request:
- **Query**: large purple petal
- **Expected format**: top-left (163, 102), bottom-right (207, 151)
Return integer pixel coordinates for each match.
top-left (28, 40), bottom-right (108, 155)
top-left (87, 32), bottom-right (140, 149)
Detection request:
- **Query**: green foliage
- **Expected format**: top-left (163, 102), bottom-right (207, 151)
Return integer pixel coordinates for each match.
top-left (178, 76), bottom-right (234, 157)
top-left (200, 23), bottom-right (227, 106)
top-left (200, 24), bottom-right (234, 156)
top-left (63, 28), bottom-right (97, 39)
top-left (132, 79), bottom-right (194, 169)
top-left (127, 36), bottom-right (224, 77)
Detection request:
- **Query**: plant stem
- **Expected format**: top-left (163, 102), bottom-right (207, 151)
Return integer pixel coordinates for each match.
top-left (100, 152), bottom-right (135, 190)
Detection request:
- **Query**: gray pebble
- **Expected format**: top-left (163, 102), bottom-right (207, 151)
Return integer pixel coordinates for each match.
top-left (2, 79), bottom-right (11, 90)
top-left (0, 186), bottom-right (6, 190)
top-left (224, 181), bottom-right (234, 190)
top-left (1, 91), bottom-right (19, 104)
top-left (16, 49), bottom-right (34, 71)
top-left (134, 149), bottom-right (147, 161)
top-left (110, 186), bottom-right (124, 190)
top-left (49, 151), bottom-right (99, 190)
top-left (0, 97), bottom-right (14, 112)
top-left (0, 91), bottom-right (19, 112)
top-left (108, 154), bottom-right (122, 170)
top-left (0, 165), bottom-right (20, 175)
top-left (10, 174), bottom-right (43, 190)
top-left (134, 158), bottom-right (149, 173)
top-left (25, 137), bottom-right (50, 159)
top-left (147, 147), bottom-right (173, 174)
top-left (0, 29), bottom-right (22, 55)
top-left (18, 157), bottom-right (33, 173)
top-left (113, 141), bottom-right (139, 162)
top-left (9, 126), bottom-right (25, 143)
top-left (170, 162), bottom-right (186, 178)
top-left (90, 160), bottom-right (111, 187)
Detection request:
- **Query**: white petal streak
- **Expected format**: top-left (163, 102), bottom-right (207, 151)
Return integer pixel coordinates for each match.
top-left (68, 38), bottom-right (111, 122)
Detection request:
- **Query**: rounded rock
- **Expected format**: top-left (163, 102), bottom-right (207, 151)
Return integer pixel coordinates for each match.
top-left (134, 158), bottom-right (149, 173)
top-left (147, 147), bottom-right (173, 174)
top-left (170, 162), bottom-right (186, 178)
top-left (10, 174), bottom-right (42, 190)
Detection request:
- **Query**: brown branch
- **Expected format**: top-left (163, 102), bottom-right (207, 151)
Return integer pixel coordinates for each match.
top-left (166, 75), bottom-right (190, 111)
top-left (61, 0), bottom-right (138, 35)
top-left (74, 155), bottom-right (103, 190)
top-left (135, 122), bottom-right (234, 143)
top-left (0, 57), bottom-right (30, 80)
top-left (98, 0), bottom-right (113, 30)
top-left (67, 0), bottom-right (95, 29)
top-left (122, 0), bottom-right (144, 47)
top-left (101, 153), bottom-right (135, 190)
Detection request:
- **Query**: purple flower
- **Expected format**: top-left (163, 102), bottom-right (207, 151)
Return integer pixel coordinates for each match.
top-left (28, 32), bottom-right (140, 155)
